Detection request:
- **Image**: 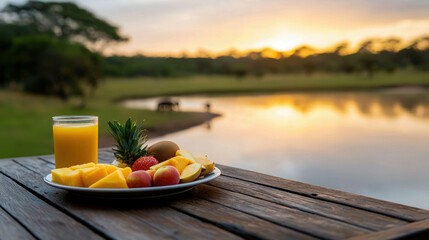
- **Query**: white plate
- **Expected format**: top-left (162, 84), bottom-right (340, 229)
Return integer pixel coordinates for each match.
top-left (44, 167), bottom-right (221, 199)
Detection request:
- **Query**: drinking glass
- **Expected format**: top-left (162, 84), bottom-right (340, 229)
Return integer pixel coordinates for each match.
top-left (53, 116), bottom-right (98, 168)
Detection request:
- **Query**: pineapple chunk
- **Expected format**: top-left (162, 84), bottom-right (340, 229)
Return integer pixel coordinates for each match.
top-left (96, 164), bottom-right (120, 173)
top-left (106, 165), bottom-right (119, 174)
top-left (52, 163), bottom-right (124, 188)
top-left (69, 162), bottom-right (96, 170)
top-left (82, 167), bottom-right (108, 187)
top-left (51, 168), bottom-right (73, 185)
top-left (150, 156), bottom-right (193, 174)
top-left (79, 167), bottom-right (96, 175)
top-left (121, 167), bottom-right (132, 179)
top-left (52, 168), bottom-right (84, 187)
top-left (89, 170), bottom-right (128, 189)
top-left (62, 170), bottom-right (84, 187)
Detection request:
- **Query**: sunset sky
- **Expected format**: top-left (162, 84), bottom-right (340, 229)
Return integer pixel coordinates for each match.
top-left (3, 0), bottom-right (429, 56)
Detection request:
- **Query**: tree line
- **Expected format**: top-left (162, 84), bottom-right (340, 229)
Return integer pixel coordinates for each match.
top-left (103, 36), bottom-right (429, 78)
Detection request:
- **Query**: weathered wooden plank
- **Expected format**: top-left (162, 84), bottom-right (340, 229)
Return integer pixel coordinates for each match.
top-left (191, 184), bottom-right (370, 239)
top-left (100, 148), bottom-right (114, 153)
top-left (37, 154), bottom-right (55, 164)
top-left (0, 173), bottom-right (103, 240)
top-left (36, 151), bottom-right (111, 165)
top-left (347, 218), bottom-right (429, 240)
top-left (209, 176), bottom-right (407, 231)
top-left (37, 152), bottom-right (110, 165)
top-left (3, 158), bottom-right (244, 240)
top-left (0, 160), bottom-right (173, 240)
top-left (98, 148), bottom-right (116, 163)
top-left (0, 207), bottom-right (36, 240)
top-left (168, 194), bottom-right (317, 240)
top-left (126, 206), bottom-right (243, 240)
top-left (98, 151), bottom-right (115, 163)
top-left (217, 164), bottom-right (429, 221)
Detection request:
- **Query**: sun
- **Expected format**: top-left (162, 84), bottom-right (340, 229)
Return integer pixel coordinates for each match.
top-left (252, 32), bottom-right (305, 52)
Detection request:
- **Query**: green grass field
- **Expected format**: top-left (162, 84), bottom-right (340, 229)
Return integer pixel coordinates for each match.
top-left (1, 71), bottom-right (429, 158)
top-left (99, 71), bottom-right (429, 101)
top-left (0, 91), bottom-right (193, 158)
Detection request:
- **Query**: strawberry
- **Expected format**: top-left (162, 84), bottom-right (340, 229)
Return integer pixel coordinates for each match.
top-left (132, 156), bottom-right (159, 171)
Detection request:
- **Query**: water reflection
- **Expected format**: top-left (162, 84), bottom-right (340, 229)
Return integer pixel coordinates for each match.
top-left (124, 91), bottom-right (429, 209)
top-left (125, 92), bottom-right (429, 119)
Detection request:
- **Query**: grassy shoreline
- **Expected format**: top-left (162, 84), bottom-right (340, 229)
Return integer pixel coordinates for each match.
top-left (1, 71), bottom-right (429, 158)
top-left (99, 71), bottom-right (429, 102)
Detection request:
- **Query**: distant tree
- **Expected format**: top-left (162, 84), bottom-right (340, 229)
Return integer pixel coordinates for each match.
top-left (358, 39), bottom-right (377, 53)
top-left (0, 23), bottom-right (44, 85)
top-left (408, 36), bottom-right (429, 50)
top-left (359, 53), bottom-right (378, 78)
top-left (292, 45), bottom-right (316, 57)
top-left (225, 48), bottom-right (241, 58)
top-left (5, 36), bottom-right (101, 104)
top-left (382, 38), bottom-right (401, 52)
top-left (339, 57), bottom-right (358, 73)
top-left (247, 51), bottom-right (263, 60)
top-left (1, 1), bottom-right (128, 52)
top-left (180, 51), bottom-right (189, 58)
top-left (231, 65), bottom-right (248, 79)
top-left (249, 58), bottom-right (266, 78)
top-left (260, 47), bottom-right (282, 59)
top-left (303, 58), bottom-right (317, 75)
top-left (332, 42), bottom-right (349, 55)
top-left (193, 57), bottom-right (214, 74)
top-left (196, 49), bottom-right (212, 58)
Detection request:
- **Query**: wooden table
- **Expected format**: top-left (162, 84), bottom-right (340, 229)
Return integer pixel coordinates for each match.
top-left (1, 148), bottom-right (428, 240)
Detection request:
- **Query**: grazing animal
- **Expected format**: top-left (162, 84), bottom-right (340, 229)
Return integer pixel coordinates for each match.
top-left (157, 98), bottom-right (180, 111)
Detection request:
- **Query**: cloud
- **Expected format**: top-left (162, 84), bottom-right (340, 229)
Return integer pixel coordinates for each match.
top-left (3, 0), bottom-right (429, 54)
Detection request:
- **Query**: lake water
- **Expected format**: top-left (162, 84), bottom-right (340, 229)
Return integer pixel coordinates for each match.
top-left (123, 90), bottom-right (429, 210)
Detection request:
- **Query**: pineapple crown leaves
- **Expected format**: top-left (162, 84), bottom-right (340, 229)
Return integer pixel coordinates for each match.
top-left (108, 118), bottom-right (148, 165)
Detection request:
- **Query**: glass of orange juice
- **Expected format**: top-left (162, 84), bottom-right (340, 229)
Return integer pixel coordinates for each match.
top-left (53, 116), bottom-right (98, 168)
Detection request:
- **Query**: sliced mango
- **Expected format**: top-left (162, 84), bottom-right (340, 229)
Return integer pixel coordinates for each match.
top-left (89, 170), bottom-right (128, 189)
top-left (172, 156), bottom-right (194, 173)
top-left (82, 167), bottom-right (108, 187)
top-left (195, 156), bottom-right (215, 176)
top-left (150, 156), bottom-right (193, 174)
top-left (176, 150), bottom-right (196, 162)
top-left (149, 159), bottom-right (173, 171)
top-left (180, 163), bottom-right (202, 183)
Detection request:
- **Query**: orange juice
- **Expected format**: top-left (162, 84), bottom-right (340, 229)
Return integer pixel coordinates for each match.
top-left (53, 119), bottom-right (98, 168)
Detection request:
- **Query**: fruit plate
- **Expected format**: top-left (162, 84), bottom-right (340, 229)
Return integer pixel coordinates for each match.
top-left (44, 167), bottom-right (221, 199)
